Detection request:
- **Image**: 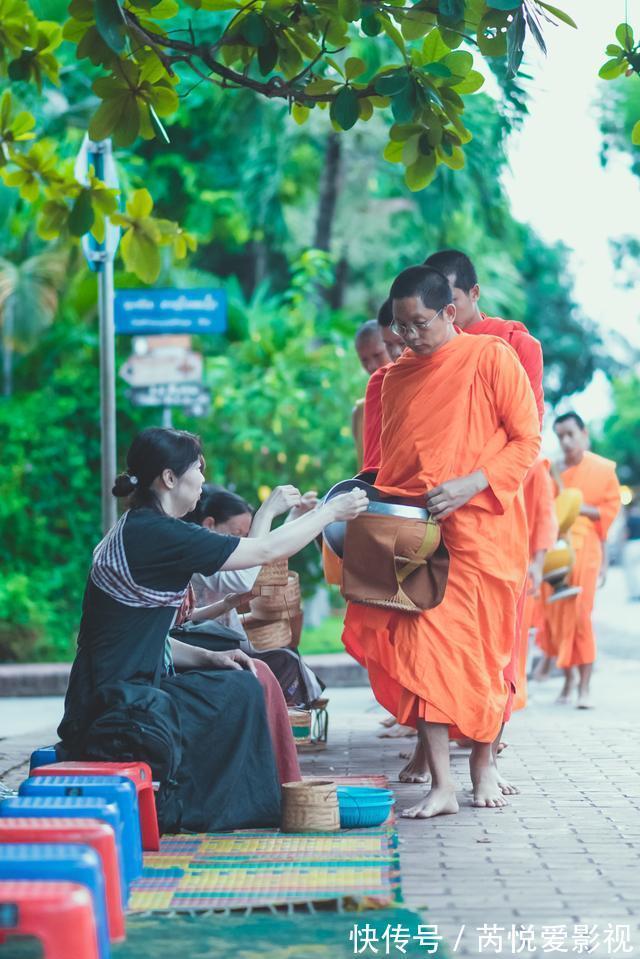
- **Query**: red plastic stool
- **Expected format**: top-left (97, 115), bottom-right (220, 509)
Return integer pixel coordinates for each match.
top-left (0, 880), bottom-right (99, 959)
top-left (31, 761), bottom-right (160, 851)
top-left (0, 818), bottom-right (124, 942)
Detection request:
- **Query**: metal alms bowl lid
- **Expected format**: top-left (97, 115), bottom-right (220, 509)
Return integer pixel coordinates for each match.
top-left (321, 477), bottom-right (429, 559)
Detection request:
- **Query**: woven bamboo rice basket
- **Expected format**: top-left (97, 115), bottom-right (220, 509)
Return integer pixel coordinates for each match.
top-left (281, 780), bottom-right (340, 833)
top-left (252, 559), bottom-right (289, 591)
top-left (243, 616), bottom-right (292, 651)
top-left (250, 572), bottom-right (301, 617)
top-left (288, 708), bottom-right (312, 745)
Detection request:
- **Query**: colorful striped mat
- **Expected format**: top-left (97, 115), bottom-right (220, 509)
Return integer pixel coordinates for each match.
top-left (129, 776), bottom-right (401, 915)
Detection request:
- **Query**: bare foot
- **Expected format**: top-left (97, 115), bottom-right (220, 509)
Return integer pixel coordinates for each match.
top-left (555, 691), bottom-right (572, 705)
top-left (379, 715), bottom-right (396, 728)
top-left (470, 753), bottom-right (508, 809)
top-left (401, 785), bottom-right (459, 819)
top-left (399, 741), bottom-right (431, 783)
top-left (576, 692), bottom-right (593, 710)
top-left (399, 750), bottom-right (412, 760)
top-left (496, 741), bottom-right (509, 755)
top-left (496, 776), bottom-right (520, 796)
top-left (377, 723), bottom-right (417, 739)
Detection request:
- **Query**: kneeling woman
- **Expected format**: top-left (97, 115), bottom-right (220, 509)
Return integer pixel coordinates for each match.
top-left (58, 428), bottom-right (366, 833)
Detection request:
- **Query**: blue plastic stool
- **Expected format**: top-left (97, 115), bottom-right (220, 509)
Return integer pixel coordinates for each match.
top-left (29, 745), bottom-right (59, 770)
top-left (0, 843), bottom-right (110, 959)
top-left (19, 776), bottom-right (142, 878)
top-left (0, 796), bottom-right (130, 898)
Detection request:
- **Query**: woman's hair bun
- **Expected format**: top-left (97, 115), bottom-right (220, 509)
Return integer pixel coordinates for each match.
top-left (112, 472), bottom-right (137, 498)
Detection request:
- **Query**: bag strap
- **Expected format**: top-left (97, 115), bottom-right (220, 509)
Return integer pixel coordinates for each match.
top-left (395, 522), bottom-right (438, 586)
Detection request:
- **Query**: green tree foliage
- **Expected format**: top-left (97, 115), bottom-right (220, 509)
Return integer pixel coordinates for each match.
top-left (598, 21), bottom-right (640, 146)
top-left (597, 376), bottom-right (640, 484)
top-left (0, 0), bottom-right (575, 280)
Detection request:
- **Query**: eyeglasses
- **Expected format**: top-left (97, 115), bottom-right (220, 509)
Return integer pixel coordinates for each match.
top-left (391, 308), bottom-right (444, 338)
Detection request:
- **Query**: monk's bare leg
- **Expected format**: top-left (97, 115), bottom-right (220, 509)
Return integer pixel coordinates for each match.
top-left (470, 741), bottom-right (508, 808)
top-left (532, 655), bottom-right (553, 681)
top-left (491, 724), bottom-right (519, 796)
top-left (576, 663), bottom-right (593, 709)
top-left (556, 667), bottom-right (575, 704)
top-left (399, 732), bottom-right (431, 783)
top-left (402, 721), bottom-right (459, 819)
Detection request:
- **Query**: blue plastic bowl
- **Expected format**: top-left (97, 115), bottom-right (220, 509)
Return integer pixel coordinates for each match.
top-left (336, 786), bottom-right (395, 828)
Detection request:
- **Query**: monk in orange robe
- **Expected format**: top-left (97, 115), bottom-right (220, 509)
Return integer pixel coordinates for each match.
top-left (544, 412), bottom-right (620, 708)
top-left (362, 299), bottom-right (404, 473)
top-left (424, 251), bottom-right (544, 772)
top-left (343, 266), bottom-right (540, 817)
top-left (512, 456), bottom-right (558, 711)
top-left (424, 250), bottom-right (544, 426)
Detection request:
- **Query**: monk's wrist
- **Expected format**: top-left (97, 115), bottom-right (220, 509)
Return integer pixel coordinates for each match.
top-left (469, 470), bottom-right (489, 495)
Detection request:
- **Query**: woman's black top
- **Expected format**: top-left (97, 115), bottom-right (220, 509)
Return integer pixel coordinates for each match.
top-left (59, 508), bottom-right (239, 744)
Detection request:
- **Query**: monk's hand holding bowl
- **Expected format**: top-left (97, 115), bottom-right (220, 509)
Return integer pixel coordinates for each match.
top-left (425, 470), bottom-right (489, 521)
top-left (327, 489), bottom-right (369, 522)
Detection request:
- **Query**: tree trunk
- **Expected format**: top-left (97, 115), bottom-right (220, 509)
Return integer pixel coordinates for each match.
top-left (314, 133), bottom-right (342, 252)
top-left (328, 250), bottom-right (349, 310)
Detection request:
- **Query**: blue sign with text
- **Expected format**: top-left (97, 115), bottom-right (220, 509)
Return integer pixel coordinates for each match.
top-left (114, 288), bottom-right (227, 335)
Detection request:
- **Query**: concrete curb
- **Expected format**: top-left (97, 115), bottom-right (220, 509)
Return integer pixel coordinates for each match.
top-left (0, 653), bottom-right (369, 697)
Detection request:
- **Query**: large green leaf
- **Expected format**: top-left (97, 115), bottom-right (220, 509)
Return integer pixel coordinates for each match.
top-left (404, 152), bottom-right (436, 190)
top-left (598, 58), bottom-right (627, 80)
top-left (94, 0), bottom-right (127, 53)
top-left (375, 71), bottom-right (409, 97)
top-left (536, 2), bottom-right (577, 28)
top-left (329, 85), bottom-right (360, 130)
top-left (68, 189), bottom-right (95, 236)
top-left (615, 22), bottom-right (634, 50)
top-left (120, 227), bottom-right (161, 283)
top-left (486, 0), bottom-right (521, 9)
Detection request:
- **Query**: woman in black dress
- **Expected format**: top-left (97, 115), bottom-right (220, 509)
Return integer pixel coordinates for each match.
top-left (58, 427), bottom-right (367, 832)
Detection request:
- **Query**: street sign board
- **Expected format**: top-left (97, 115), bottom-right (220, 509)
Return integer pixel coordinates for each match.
top-left (115, 289), bottom-right (226, 335)
top-left (119, 345), bottom-right (203, 387)
top-left (127, 383), bottom-right (211, 409)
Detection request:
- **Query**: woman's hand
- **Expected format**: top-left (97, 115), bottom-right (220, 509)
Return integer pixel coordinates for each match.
top-left (426, 470), bottom-right (488, 521)
top-left (261, 485), bottom-right (302, 518)
top-left (288, 490), bottom-right (319, 520)
top-left (223, 590), bottom-right (254, 611)
top-left (327, 489), bottom-right (369, 522)
top-left (204, 649), bottom-right (257, 675)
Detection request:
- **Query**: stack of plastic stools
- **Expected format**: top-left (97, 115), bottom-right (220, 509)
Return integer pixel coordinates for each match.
top-left (0, 818), bottom-right (125, 940)
top-left (0, 880), bottom-right (100, 959)
top-left (19, 775), bottom-right (143, 881)
top-left (0, 796), bottom-right (129, 900)
top-left (31, 760), bottom-right (160, 851)
top-left (0, 844), bottom-right (110, 958)
top-left (29, 746), bottom-right (59, 771)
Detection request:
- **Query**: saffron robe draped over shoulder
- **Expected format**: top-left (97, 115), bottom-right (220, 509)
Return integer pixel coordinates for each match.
top-left (342, 333), bottom-right (540, 743)
top-left (513, 456), bottom-right (558, 711)
top-left (466, 315), bottom-right (544, 427)
top-left (544, 452), bottom-right (620, 669)
top-left (362, 363), bottom-right (392, 472)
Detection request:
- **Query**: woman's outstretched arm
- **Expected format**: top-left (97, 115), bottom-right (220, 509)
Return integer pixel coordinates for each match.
top-left (220, 490), bottom-right (367, 571)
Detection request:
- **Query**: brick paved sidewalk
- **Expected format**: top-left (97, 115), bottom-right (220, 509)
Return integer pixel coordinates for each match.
top-left (2, 654), bottom-right (639, 957)
top-left (302, 655), bottom-right (640, 957)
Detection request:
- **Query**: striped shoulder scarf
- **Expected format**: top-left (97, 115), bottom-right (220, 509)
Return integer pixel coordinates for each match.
top-left (90, 511), bottom-right (189, 609)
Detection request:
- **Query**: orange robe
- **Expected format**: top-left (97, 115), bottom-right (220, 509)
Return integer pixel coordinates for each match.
top-left (342, 333), bottom-right (540, 743)
top-left (362, 362), bottom-right (392, 472)
top-left (466, 315), bottom-right (544, 427)
top-left (512, 456), bottom-right (558, 711)
top-left (544, 452), bottom-right (620, 668)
